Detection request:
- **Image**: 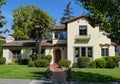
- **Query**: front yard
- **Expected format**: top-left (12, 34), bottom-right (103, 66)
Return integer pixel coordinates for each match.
top-left (72, 68), bottom-right (120, 82)
top-left (0, 65), bottom-right (46, 79)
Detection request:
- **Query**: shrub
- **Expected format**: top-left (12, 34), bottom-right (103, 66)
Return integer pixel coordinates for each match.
top-left (11, 59), bottom-right (18, 65)
top-left (88, 61), bottom-right (96, 68)
top-left (104, 57), bottom-right (116, 68)
top-left (77, 57), bottom-right (90, 68)
top-left (72, 62), bottom-right (77, 68)
top-left (40, 54), bottom-right (46, 59)
top-left (30, 54), bottom-right (37, 61)
top-left (28, 61), bottom-right (35, 67)
top-left (0, 57), bottom-right (6, 64)
top-left (59, 59), bottom-right (71, 68)
top-left (45, 54), bottom-right (52, 64)
top-left (21, 59), bottom-right (28, 65)
top-left (112, 56), bottom-right (120, 67)
top-left (34, 59), bottom-right (49, 67)
top-left (95, 58), bottom-right (106, 68)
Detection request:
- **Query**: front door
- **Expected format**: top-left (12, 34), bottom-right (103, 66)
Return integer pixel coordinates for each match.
top-left (55, 49), bottom-right (61, 63)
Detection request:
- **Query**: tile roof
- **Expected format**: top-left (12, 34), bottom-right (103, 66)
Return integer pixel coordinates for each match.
top-left (52, 25), bottom-right (66, 31)
top-left (63, 15), bottom-right (86, 23)
top-left (2, 40), bottom-right (54, 47)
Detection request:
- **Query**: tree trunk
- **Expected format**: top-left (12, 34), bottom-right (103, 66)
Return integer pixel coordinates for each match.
top-left (37, 39), bottom-right (42, 59)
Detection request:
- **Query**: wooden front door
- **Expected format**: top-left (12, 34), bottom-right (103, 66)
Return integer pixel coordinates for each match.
top-left (55, 49), bottom-right (61, 63)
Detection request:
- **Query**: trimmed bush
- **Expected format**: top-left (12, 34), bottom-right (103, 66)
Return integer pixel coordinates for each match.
top-left (28, 61), bottom-right (35, 67)
top-left (95, 58), bottom-right (106, 68)
top-left (77, 57), bottom-right (90, 68)
top-left (59, 59), bottom-right (71, 68)
top-left (0, 57), bottom-right (6, 64)
top-left (72, 62), bottom-right (77, 68)
top-left (34, 59), bottom-right (49, 67)
top-left (40, 54), bottom-right (46, 59)
top-left (30, 54), bottom-right (37, 61)
top-left (104, 57), bottom-right (116, 68)
top-left (88, 61), bottom-right (96, 68)
top-left (21, 59), bottom-right (28, 65)
top-left (112, 56), bottom-right (120, 67)
top-left (45, 54), bottom-right (52, 63)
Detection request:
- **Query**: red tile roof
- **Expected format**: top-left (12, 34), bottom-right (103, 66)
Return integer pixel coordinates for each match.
top-left (64, 15), bottom-right (86, 23)
top-left (2, 40), bottom-right (54, 47)
top-left (52, 25), bottom-right (66, 31)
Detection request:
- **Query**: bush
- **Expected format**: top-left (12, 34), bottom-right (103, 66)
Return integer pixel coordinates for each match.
top-left (77, 57), bottom-right (90, 68)
top-left (88, 61), bottom-right (96, 68)
top-left (34, 59), bottom-right (49, 67)
top-left (11, 59), bottom-right (18, 65)
top-left (0, 57), bottom-right (6, 64)
top-left (95, 58), bottom-right (106, 68)
top-left (45, 54), bottom-right (52, 64)
top-left (72, 62), bottom-right (77, 68)
top-left (59, 59), bottom-right (71, 68)
top-left (28, 61), bottom-right (35, 67)
top-left (40, 54), bottom-right (46, 59)
top-left (21, 59), bottom-right (28, 65)
top-left (104, 57), bottom-right (116, 68)
top-left (112, 56), bottom-right (120, 67)
top-left (30, 54), bottom-right (37, 61)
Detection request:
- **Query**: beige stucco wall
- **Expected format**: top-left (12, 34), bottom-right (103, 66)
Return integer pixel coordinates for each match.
top-left (67, 18), bottom-right (115, 63)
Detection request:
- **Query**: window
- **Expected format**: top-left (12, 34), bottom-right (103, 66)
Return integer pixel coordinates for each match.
top-left (101, 48), bottom-right (109, 56)
top-left (74, 47), bottom-right (79, 57)
top-left (74, 47), bottom-right (93, 57)
top-left (55, 32), bottom-right (59, 39)
top-left (79, 25), bottom-right (87, 35)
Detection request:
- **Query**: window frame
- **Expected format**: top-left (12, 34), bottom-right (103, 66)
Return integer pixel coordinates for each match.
top-left (79, 25), bottom-right (87, 36)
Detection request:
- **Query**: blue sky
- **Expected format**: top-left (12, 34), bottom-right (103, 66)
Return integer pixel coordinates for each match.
top-left (1, 0), bottom-right (87, 37)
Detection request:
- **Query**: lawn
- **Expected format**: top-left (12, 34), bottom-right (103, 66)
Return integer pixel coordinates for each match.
top-left (72, 68), bottom-right (120, 82)
top-left (0, 65), bottom-right (46, 79)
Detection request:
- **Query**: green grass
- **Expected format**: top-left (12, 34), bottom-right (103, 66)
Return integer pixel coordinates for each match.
top-left (0, 65), bottom-right (46, 79)
top-left (72, 68), bottom-right (120, 82)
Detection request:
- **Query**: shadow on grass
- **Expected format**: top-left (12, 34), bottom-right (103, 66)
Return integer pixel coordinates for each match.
top-left (72, 70), bottom-right (120, 82)
top-left (31, 71), bottom-right (45, 80)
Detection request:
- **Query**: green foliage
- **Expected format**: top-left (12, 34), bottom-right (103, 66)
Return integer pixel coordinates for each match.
top-left (76, 0), bottom-right (120, 44)
top-left (77, 57), bottom-right (90, 68)
top-left (34, 59), bottom-right (49, 67)
top-left (104, 57), bottom-right (116, 68)
top-left (28, 61), bottom-right (35, 67)
top-left (111, 56), bottom-right (120, 67)
top-left (0, 57), bottom-right (6, 64)
top-left (30, 54), bottom-right (37, 61)
top-left (21, 59), bottom-right (28, 65)
top-left (11, 59), bottom-right (18, 65)
top-left (88, 61), bottom-right (96, 68)
top-left (12, 5), bottom-right (55, 40)
top-left (95, 58), bottom-right (106, 68)
top-left (60, 1), bottom-right (74, 24)
top-left (0, 0), bottom-right (7, 28)
top-left (0, 40), bottom-right (5, 57)
top-left (58, 59), bottom-right (71, 68)
top-left (72, 62), bottom-right (77, 68)
top-left (45, 54), bottom-right (52, 63)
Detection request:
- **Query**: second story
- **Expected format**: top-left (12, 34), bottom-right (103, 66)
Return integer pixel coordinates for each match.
top-left (52, 15), bottom-right (112, 46)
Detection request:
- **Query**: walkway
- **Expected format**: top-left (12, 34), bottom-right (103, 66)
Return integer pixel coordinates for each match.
top-left (49, 63), bottom-right (66, 81)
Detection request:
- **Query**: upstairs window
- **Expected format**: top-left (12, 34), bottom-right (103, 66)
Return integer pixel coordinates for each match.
top-left (55, 32), bottom-right (59, 39)
top-left (79, 25), bottom-right (87, 36)
top-left (101, 48), bottom-right (109, 56)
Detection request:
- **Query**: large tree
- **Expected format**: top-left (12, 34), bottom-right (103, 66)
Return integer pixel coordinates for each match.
top-left (12, 5), bottom-right (54, 40)
top-left (60, 1), bottom-right (74, 24)
top-left (75, 0), bottom-right (120, 44)
top-left (12, 5), bottom-right (55, 58)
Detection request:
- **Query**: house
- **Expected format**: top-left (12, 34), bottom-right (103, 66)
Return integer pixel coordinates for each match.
top-left (2, 15), bottom-right (116, 64)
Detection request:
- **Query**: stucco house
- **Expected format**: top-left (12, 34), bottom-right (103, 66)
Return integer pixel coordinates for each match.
top-left (2, 15), bottom-right (116, 64)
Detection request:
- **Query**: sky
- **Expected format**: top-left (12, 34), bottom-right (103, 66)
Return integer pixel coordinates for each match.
top-left (1, 0), bottom-right (87, 37)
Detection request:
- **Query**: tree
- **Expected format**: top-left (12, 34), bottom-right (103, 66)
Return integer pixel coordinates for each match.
top-left (12, 5), bottom-right (54, 40)
top-left (12, 5), bottom-right (55, 59)
top-left (75, 0), bottom-right (120, 44)
top-left (0, 0), bottom-right (9, 35)
top-left (60, 1), bottom-right (74, 24)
